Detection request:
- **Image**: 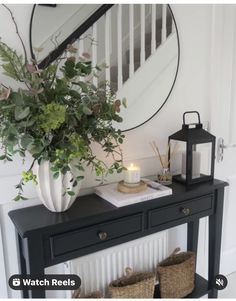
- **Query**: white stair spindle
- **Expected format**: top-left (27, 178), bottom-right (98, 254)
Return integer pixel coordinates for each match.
top-left (140, 4), bottom-right (145, 66)
top-left (129, 4), bottom-right (134, 77)
top-left (78, 36), bottom-right (84, 57)
top-left (105, 11), bottom-right (111, 83)
top-left (117, 4), bottom-right (123, 90)
top-left (78, 37), bottom-right (84, 82)
top-left (161, 4), bottom-right (167, 43)
top-left (92, 23), bottom-right (98, 86)
top-left (151, 4), bottom-right (156, 54)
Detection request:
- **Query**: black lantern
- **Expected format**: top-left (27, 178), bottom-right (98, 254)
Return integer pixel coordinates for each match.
top-left (168, 111), bottom-right (216, 185)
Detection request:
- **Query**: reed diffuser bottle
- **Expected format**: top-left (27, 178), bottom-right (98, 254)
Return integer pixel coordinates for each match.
top-left (150, 141), bottom-right (177, 185)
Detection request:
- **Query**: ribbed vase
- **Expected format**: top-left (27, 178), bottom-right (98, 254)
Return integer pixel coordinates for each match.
top-left (33, 161), bottom-right (82, 212)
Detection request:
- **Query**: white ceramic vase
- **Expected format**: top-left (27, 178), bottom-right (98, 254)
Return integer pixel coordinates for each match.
top-left (33, 161), bottom-right (82, 212)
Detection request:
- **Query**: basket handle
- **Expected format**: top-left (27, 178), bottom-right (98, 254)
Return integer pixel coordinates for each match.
top-left (125, 267), bottom-right (133, 277)
top-left (170, 247), bottom-right (181, 256)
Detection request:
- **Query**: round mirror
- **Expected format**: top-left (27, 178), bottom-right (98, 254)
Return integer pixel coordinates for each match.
top-left (30, 4), bottom-right (179, 132)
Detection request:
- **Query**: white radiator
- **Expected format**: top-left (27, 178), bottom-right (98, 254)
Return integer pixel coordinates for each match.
top-left (64, 231), bottom-right (168, 297)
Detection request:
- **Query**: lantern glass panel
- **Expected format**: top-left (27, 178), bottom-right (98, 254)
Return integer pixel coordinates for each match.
top-left (191, 142), bottom-right (212, 179)
top-left (169, 140), bottom-right (186, 175)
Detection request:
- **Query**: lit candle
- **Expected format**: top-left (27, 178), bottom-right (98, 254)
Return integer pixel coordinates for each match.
top-left (124, 163), bottom-right (141, 184)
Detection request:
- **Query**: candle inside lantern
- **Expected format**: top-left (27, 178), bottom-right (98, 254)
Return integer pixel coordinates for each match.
top-left (124, 163), bottom-right (141, 184)
top-left (181, 151), bottom-right (201, 179)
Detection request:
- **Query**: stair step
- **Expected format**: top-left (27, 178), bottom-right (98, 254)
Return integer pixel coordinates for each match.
top-left (145, 25), bottom-right (172, 44)
top-left (126, 41), bottom-right (161, 65)
top-left (125, 25), bottom-right (171, 64)
top-left (110, 62), bottom-right (140, 84)
top-left (156, 15), bottom-right (172, 29)
top-left (105, 15), bottom-right (173, 92)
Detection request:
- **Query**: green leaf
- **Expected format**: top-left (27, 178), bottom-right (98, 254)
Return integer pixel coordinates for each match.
top-left (11, 92), bottom-right (24, 105)
top-left (78, 81), bottom-right (88, 93)
top-left (13, 195), bottom-right (21, 201)
top-left (65, 59), bottom-right (75, 69)
top-left (122, 97), bottom-right (127, 108)
top-left (28, 142), bottom-right (44, 155)
top-left (69, 90), bottom-right (80, 99)
top-left (53, 172), bottom-right (60, 179)
top-left (67, 191), bottom-right (75, 196)
top-left (50, 166), bottom-right (59, 172)
top-left (0, 155), bottom-right (6, 160)
top-left (61, 165), bottom-right (70, 174)
top-left (21, 134), bottom-right (34, 149)
top-left (118, 137), bottom-right (123, 144)
top-left (1, 104), bottom-right (15, 110)
top-left (76, 61), bottom-right (92, 75)
top-left (18, 150), bottom-right (25, 158)
top-left (113, 115), bottom-right (123, 123)
top-left (14, 107), bottom-right (30, 121)
top-left (82, 106), bottom-right (92, 115)
top-left (72, 180), bottom-right (78, 187)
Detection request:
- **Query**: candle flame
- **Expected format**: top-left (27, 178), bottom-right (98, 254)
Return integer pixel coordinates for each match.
top-left (127, 163), bottom-right (139, 171)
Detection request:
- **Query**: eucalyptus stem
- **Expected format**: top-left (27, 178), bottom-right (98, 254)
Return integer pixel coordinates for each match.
top-left (2, 4), bottom-right (28, 64)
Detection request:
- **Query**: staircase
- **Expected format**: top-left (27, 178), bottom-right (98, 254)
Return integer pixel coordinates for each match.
top-left (109, 16), bottom-right (173, 91)
top-left (70, 4), bottom-right (176, 94)
top-left (38, 4), bottom-right (177, 131)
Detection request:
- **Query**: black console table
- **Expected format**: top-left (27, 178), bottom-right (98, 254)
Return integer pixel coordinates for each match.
top-left (9, 179), bottom-right (227, 298)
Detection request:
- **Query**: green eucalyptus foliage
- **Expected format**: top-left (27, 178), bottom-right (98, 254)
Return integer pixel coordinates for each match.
top-left (0, 41), bottom-right (125, 201)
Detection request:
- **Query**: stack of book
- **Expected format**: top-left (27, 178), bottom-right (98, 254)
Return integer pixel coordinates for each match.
top-left (94, 179), bottom-right (172, 207)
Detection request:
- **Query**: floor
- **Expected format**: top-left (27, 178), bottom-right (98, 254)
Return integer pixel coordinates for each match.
top-left (218, 272), bottom-right (236, 298)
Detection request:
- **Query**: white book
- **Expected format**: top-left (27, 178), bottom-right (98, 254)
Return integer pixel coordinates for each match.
top-left (94, 179), bottom-right (172, 207)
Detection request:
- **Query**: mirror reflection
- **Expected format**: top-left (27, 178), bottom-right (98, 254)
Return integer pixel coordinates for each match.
top-left (31, 4), bottom-right (179, 131)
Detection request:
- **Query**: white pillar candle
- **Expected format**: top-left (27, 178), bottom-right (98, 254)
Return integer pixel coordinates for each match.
top-left (181, 151), bottom-right (201, 179)
top-left (124, 163), bottom-right (141, 184)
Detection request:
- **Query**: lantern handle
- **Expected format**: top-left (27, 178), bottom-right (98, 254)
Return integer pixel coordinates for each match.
top-left (183, 111), bottom-right (201, 125)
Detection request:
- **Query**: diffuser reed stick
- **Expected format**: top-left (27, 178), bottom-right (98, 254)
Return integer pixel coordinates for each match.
top-left (150, 141), bottom-right (178, 168)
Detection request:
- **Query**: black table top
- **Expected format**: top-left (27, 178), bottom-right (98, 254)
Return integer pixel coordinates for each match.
top-left (9, 179), bottom-right (228, 238)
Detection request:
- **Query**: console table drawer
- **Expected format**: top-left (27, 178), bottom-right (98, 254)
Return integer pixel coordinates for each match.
top-left (51, 213), bottom-right (143, 257)
top-left (149, 194), bottom-right (213, 228)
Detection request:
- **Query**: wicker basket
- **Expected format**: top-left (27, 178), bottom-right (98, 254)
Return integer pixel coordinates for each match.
top-left (156, 248), bottom-right (196, 298)
top-left (72, 288), bottom-right (103, 298)
top-left (108, 267), bottom-right (155, 298)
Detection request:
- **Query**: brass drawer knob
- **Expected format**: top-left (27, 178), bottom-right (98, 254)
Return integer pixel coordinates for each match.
top-left (181, 207), bottom-right (191, 216)
top-left (98, 231), bottom-right (108, 241)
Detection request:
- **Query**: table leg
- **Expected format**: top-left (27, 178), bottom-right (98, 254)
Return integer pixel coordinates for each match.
top-left (24, 235), bottom-right (46, 298)
top-left (187, 220), bottom-right (200, 254)
top-left (208, 188), bottom-right (225, 298)
top-left (17, 234), bottom-right (29, 298)
top-left (187, 218), bottom-right (200, 290)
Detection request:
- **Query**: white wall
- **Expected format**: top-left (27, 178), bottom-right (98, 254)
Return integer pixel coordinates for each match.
top-left (0, 4), bottom-right (213, 298)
